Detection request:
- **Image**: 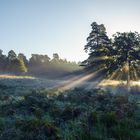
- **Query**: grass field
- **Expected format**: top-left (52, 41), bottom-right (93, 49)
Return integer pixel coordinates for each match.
top-left (0, 74), bottom-right (140, 94)
top-left (0, 75), bottom-right (140, 140)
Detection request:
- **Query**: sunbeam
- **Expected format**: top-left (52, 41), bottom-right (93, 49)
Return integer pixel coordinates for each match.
top-left (108, 68), bottom-right (120, 80)
top-left (90, 56), bottom-right (113, 62)
top-left (133, 67), bottom-right (138, 81)
top-left (56, 68), bottom-right (104, 92)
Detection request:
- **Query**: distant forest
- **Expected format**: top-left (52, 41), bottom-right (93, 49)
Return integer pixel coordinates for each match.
top-left (0, 49), bottom-right (81, 77)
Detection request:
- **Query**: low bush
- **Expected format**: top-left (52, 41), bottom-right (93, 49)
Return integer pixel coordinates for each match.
top-left (0, 88), bottom-right (139, 140)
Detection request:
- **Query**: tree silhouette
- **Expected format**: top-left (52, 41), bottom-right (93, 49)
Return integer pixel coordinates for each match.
top-left (6, 50), bottom-right (27, 74)
top-left (18, 53), bottom-right (28, 67)
top-left (8, 50), bottom-right (17, 61)
top-left (0, 49), bottom-right (7, 72)
top-left (112, 32), bottom-right (140, 87)
top-left (18, 58), bottom-right (28, 73)
top-left (83, 22), bottom-right (112, 72)
top-left (83, 22), bottom-right (140, 87)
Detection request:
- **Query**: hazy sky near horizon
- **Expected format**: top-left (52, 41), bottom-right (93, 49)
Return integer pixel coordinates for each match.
top-left (0, 0), bottom-right (140, 61)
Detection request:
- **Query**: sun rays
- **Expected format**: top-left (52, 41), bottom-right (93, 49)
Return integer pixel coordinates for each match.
top-left (99, 61), bottom-right (140, 89)
top-left (53, 68), bottom-right (104, 92)
top-left (90, 56), bottom-right (113, 62)
top-left (45, 60), bottom-right (140, 94)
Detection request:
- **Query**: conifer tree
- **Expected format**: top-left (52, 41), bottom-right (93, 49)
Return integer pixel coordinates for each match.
top-left (83, 22), bottom-right (112, 72)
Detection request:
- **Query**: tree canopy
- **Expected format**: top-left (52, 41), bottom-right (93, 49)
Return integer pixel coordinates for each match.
top-left (0, 50), bottom-right (80, 76)
top-left (83, 22), bottom-right (140, 82)
top-left (83, 22), bottom-right (112, 71)
top-left (111, 32), bottom-right (140, 80)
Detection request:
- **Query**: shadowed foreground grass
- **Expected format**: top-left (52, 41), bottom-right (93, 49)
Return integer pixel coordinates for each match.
top-left (0, 87), bottom-right (139, 140)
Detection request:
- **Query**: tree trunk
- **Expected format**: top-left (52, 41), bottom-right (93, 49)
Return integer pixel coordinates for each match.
top-left (127, 60), bottom-right (130, 92)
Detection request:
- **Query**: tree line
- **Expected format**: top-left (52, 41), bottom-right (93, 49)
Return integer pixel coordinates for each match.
top-left (83, 22), bottom-right (140, 82)
top-left (0, 50), bottom-right (80, 77)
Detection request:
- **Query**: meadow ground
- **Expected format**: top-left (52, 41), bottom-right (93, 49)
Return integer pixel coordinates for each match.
top-left (0, 74), bottom-right (140, 94)
top-left (0, 74), bottom-right (140, 140)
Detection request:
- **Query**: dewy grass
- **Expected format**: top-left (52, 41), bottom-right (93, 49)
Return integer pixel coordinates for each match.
top-left (0, 87), bottom-right (139, 140)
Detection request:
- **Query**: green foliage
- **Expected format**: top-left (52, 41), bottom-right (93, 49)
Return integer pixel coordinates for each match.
top-left (111, 32), bottom-right (140, 80)
top-left (15, 118), bottom-right (61, 140)
top-left (0, 49), bottom-right (81, 76)
top-left (18, 58), bottom-right (28, 73)
top-left (83, 22), bottom-right (140, 81)
top-left (0, 87), bottom-right (139, 140)
top-left (8, 58), bottom-right (27, 74)
top-left (8, 50), bottom-right (17, 61)
top-left (83, 22), bottom-right (112, 71)
top-left (0, 49), bottom-right (7, 72)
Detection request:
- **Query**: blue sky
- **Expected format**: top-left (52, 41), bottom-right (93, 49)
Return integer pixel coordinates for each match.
top-left (0, 0), bottom-right (140, 61)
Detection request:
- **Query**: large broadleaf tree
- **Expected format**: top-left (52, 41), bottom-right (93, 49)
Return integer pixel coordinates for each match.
top-left (83, 22), bottom-right (140, 86)
top-left (112, 32), bottom-right (140, 85)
